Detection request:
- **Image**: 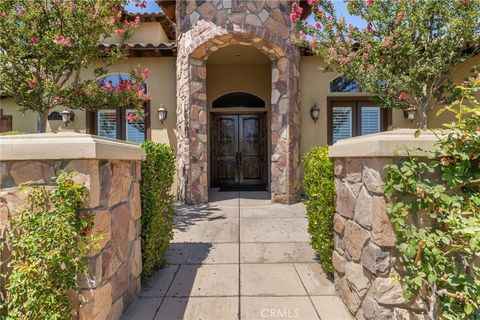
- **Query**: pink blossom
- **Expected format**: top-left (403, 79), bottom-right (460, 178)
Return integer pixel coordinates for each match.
top-left (54, 35), bottom-right (71, 47)
top-left (328, 47), bottom-right (336, 55)
top-left (141, 68), bottom-right (152, 78)
top-left (0, 12), bottom-right (7, 18)
top-left (395, 12), bottom-right (405, 24)
top-left (439, 98), bottom-right (446, 104)
top-left (314, 22), bottom-right (322, 29)
top-left (398, 92), bottom-right (407, 101)
top-left (134, 0), bottom-right (147, 9)
top-left (114, 29), bottom-right (125, 36)
top-left (307, 0), bottom-right (319, 6)
top-left (118, 79), bottom-right (132, 92)
top-left (16, 6), bottom-right (26, 16)
top-left (27, 81), bottom-right (38, 89)
top-left (66, 1), bottom-right (76, 9)
top-left (290, 2), bottom-right (303, 23)
top-left (126, 113), bottom-right (136, 123)
top-left (366, 0), bottom-right (374, 7)
top-left (31, 36), bottom-right (39, 44)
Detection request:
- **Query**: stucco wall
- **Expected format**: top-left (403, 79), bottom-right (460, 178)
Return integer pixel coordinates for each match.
top-left (206, 63), bottom-right (271, 111)
top-left (428, 54), bottom-right (480, 128)
top-left (0, 57), bottom-right (177, 149)
top-left (1, 53), bottom-right (477, 158)
top-left (101, 22), bottom-right (170, 45)
top-left (298, 56), bottom-right (418, 155)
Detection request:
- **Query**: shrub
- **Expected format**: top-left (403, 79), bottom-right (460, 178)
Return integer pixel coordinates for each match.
top-left (385, 74), bottom-right (480, 320)
top-left (302, 146), bottom-right (335, 274)
top-left (140, 141), bottom-right (175, 280)
top-left (1, 171), bottom-right (96, 320)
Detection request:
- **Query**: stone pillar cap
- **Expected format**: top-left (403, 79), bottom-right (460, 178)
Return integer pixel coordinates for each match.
top-left (329, 129), bottom-right (440, 158)
top-left (0, 132), bottom-right (145, 161)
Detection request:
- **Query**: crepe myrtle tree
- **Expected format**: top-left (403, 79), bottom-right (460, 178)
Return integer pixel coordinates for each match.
top-left (0, 0), bottom-right (149, 133)
top-left (292, 0), bottom-right (480, 129)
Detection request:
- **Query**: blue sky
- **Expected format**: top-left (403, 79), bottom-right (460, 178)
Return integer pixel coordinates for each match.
top-left (125, 0), bottom-right (161, 13)
top-left (125, 1), bottom-right (366, 28)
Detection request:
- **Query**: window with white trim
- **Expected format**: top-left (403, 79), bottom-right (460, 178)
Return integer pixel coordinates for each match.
top-left (328, 99), bottom-right (389, 144)
top-left (87, 74), bottom-right (150, 143)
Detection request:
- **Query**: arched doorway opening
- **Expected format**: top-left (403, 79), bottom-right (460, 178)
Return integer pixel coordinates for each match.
top-left (207, 45), bottom-right (270, 191)
top-left (176, 25), bottom-right (301, 204)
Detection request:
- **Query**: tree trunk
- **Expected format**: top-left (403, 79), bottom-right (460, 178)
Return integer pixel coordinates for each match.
top-left (418, 104), bottom-right (428, 129)
top-left (37, 111), bottom-right (48, 133)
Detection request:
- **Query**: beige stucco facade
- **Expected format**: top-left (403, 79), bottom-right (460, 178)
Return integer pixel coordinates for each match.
top-left (3, 50), bottom-right (476, 149)
top-left (0, 3), bottom-right (478, 202)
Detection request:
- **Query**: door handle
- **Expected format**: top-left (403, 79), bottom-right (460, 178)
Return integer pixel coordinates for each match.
top-left (235, 152), bottom-right (243, 168)
top-left (235, 152), bottom-right (240, 168)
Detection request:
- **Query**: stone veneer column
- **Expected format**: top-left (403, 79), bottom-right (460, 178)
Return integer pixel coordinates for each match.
top-left (0, 133), bottom-right (145, 320)
top-left (175, 0), bottom-right (301, 204)
top-left (329, 130), bottom-right (439, 320)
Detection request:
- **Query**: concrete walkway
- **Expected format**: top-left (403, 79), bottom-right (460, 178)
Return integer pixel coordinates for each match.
top-left (122, 191), bottom-right (352, 320)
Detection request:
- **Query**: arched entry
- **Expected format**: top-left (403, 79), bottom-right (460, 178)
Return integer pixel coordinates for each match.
top-left (176, 20), bottom-right (301, 205)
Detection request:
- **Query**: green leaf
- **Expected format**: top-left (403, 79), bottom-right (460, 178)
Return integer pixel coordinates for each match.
top-left (464, 304), bottom-right (473, 315)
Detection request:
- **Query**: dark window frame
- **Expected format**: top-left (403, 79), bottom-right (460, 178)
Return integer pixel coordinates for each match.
top-left (327, 97), bottom-right (391, 145)
top-left (86, 101), bottom-right (151, 142)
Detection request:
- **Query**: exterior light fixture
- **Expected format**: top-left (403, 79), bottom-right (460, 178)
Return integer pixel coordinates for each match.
top-left (310, 103), bottom-right (320, 122)
top-left (403, 107), bottom-right (416, 121)
top-left (61, 109), bottom-right (75, 126)
top-left (157, 105), bottom-right (167, 124)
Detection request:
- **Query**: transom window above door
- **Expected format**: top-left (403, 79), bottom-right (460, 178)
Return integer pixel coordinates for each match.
top-left (212, 92), bottom-right (265, 108)
top-left (86, 73), bottom-right (150, 143)
top-left (327, 99), bottom-right (390, 145)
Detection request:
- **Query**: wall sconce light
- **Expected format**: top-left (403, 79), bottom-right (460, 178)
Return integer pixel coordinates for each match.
top-left (403, 107), bottom-right (416, 121)
top-left (157, 105), bottom-right (167, 124)
top-left (61, 109), bottom-right (75, 126)
top-left (310, 103), bottom-right (320, 123)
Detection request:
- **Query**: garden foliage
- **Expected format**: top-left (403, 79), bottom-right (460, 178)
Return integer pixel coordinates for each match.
top-left (302, 146), bottom-right (335, 274)
top-left (140, 141), bottom-right (175, 280)
top-left (385, 74), bottom-right (480, 320)
top-left (0, 0), bottom-right (150, 132)
top-left (0, 171), bottom-right (96, 320)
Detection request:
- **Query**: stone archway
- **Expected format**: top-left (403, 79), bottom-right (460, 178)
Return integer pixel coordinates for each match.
top-left (176, 20), bottom-right (300, 205)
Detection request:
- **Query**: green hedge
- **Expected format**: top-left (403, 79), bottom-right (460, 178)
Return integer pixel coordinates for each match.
top-left (302, 146), bottom-right (335, 274)
top-left (140, 141), bottom-right (175, 280)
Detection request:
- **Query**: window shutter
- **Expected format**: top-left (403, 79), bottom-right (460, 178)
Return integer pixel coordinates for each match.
top-left (97, 110), bottom-right (117, 139)
top-left (125, 109), bottom-right (145, 144)
top-left (360, 106), bottom-right (380, 135)
top-left (332, 106), bottom-right (352, 143)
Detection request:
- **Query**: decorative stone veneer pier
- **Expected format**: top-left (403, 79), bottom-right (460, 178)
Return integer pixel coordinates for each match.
top-left (0, 133), bottom-right (145, 320)
top-left (175, 0), bottom-right (301, 204)
top-left (329, 130), bottom-right (439, 320)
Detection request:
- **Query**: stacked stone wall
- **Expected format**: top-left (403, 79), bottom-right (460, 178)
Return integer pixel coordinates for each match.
top-left (0, 159), bottom-right (142, 320)
top-left (333, 157), bottom-right (429, 320)
top-left (175, 0), bottom-right (301, 204)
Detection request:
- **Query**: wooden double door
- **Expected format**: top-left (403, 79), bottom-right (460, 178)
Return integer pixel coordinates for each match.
top-left (211, 113), bottom-right (267, 188)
